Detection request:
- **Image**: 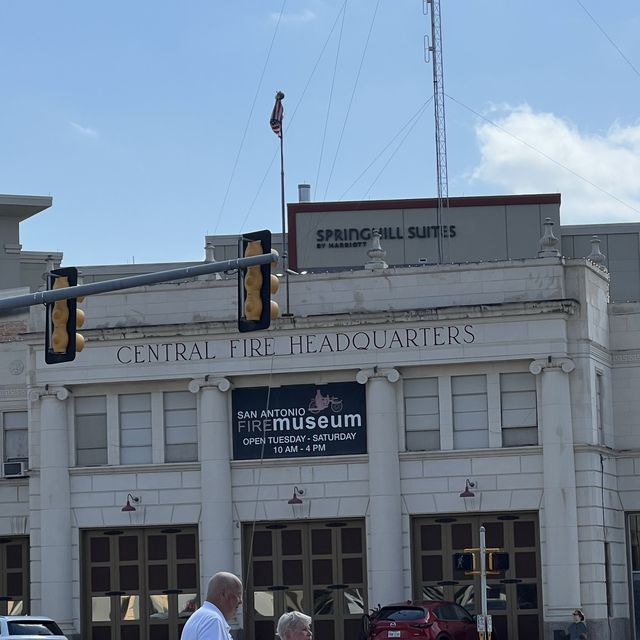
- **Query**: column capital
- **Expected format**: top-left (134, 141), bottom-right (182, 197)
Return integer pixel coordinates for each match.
top-left (188, 376), bottom-right (232, 394)
top-left (356, 367), bottom-right (400, 385)
top-left (28, 385), bottom-right (70, 402)
top-left (529, 357), bottom-right (575, 375)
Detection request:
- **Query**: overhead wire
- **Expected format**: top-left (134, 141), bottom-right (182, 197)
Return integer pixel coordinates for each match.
top-left (322, 0), bottom-right (382, 200)
top-left (575, 0), bottom-right (640, 79)
top-left (243, 351), bottom-right (278, 601)
top-left (340, 98), bottom-right (433, 200)
top-left (361, 99), bottom-right (432, 200)
top-left (313, 0), bottom-right (349, 200)
top-left (446, 92), bottom-right (640, 216)
top-left (239, 1), bottom-right (348, 233)
top-left (213, 0), bottom-right (288, 235)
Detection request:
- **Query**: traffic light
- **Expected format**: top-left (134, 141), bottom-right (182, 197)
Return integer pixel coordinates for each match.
top-left (45, 267), bottom-right (86, 364)
top-left (453, 552), bottom-right (475, 573)
top-left (238, 230), bottom-right (279, 332)
top-left (487, 552), bottom-right (509, 572)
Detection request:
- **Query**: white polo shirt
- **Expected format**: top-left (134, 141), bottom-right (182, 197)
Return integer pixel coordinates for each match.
top-left (180, 601), bottom-right (232, 640)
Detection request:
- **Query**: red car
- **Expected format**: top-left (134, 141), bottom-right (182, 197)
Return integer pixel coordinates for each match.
top-left (365, 601), bottom-right (479, 640)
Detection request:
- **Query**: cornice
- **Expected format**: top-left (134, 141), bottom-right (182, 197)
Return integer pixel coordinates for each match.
top-left (20, 299), bottom-right (580, 346)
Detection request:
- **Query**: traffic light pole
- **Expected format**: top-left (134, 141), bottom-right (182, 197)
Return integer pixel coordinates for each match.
top-left (0, 252), bottom-right (278, 314)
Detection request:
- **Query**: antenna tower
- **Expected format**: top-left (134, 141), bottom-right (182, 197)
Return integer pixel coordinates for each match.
top-left (425, 0), bottom-right (448, 262)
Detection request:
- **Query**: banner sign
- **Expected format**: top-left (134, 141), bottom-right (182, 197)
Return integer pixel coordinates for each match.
top-left (232, 382), bottom-right (367, 460)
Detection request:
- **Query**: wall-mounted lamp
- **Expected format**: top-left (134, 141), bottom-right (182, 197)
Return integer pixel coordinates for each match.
top-left (288, 486), bottom-right (305, 505)
top-left (121, 493), bottom-right (141, 512)
top-left (459, 480), bottom-right (476, 498)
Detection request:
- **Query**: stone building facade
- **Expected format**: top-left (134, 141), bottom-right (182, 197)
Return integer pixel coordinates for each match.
top-left (1, 193), bottom-right (640, 640)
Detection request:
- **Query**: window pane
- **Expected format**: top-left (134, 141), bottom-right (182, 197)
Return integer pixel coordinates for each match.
top-left (121, 446), bottom-right (152, 465)
top-left (514, 521), bottom-right (536, 548)
top-left (75, 396), bottom-right (107, 467)
top-left (76, 416), bottom-right (108, 448)
top-left (119, 394), bottom-right (152, 465)
top-left (404, 378), bottom-right (439, 450)
top-left (120, 394), bottom-right (151, 412)
top-left (502, 427), bottom-right (538, 447)
top-left (165, 444), bottom-right (198, 463)
top-left (452, 375), bottom-right (488, 450)
top-left (453, 430), bottom-right (489, 449)
top-left (420, 525), bottom-right (442, 551)
top-left (164, 392), bottom-right (197, 463)
top-left (406, 430), bottom-right (440, 451)
top-left (281, 529), bottom-right (302, 555)
top-left (4, 411), bottom-right (27, 428)
top-left (501, 373), bottom-right (538, 446)
top-left (4, 430), bottom-right (28, 460)
top-left (77, 448), bottom-right (108, 466)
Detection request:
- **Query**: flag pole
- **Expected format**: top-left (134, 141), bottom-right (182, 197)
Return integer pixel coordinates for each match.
top-left (271, 90), bottom-right (291, 316)
top-left (280, 109), bottom-right (290, 316)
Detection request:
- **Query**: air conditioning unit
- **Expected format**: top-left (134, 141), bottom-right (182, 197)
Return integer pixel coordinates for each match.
top-left (2, 461), bottom-right (27, 478)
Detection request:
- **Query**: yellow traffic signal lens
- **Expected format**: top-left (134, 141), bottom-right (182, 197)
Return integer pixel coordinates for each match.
top-left (270, 273), bottom-right (280, 295)
top-left (245, 239), bottom-right (262, 257)
top-left (76, 308), bottom-right (86, 328)
top-left (51, 302), bottom-right (69, 325)
top-left (244, 267), bottom-right (263, 290)
top-left (270, 300), bottom-right (280, 319)
top-left (76, 334), bottom-right (85, 353)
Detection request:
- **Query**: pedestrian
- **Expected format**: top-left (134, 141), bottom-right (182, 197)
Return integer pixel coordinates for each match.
top-left (565, 608), bottom-right (587, 639)
top-left (276, 611), bottom-right (313, 640)
top-left (180, 571), bottom-right (243, 640)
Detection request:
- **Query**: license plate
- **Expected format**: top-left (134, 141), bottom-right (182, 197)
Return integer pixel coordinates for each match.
top-left (388, 632), bottom-right (401, 638)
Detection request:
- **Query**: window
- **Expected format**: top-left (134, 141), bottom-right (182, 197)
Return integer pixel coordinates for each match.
top-left (500, 373), bottom-right (537, 447)
top-left (164, 392), bottom-right (198, 463)
top-left (452, 375), bottom-right (488, 449)
top-left (75, 396), bottom-right (107, 466)
top-left (119, 394), bottom-right (152, 464)
top-left (404, 378), bottom-right (439, 451)
top-left (0, 537), bottom-right (29, 616)
top-left (2, 411), bottom-right (28, 464)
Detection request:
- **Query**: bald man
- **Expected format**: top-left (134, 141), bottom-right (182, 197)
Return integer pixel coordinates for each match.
top-left (181, 572), bottom-right (243, 640)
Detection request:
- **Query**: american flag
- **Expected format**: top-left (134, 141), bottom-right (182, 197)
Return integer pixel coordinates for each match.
top-left (270, 91), bottom-right (285, 138)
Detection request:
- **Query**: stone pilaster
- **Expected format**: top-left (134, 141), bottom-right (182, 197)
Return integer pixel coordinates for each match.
top-left (356, 367), bottom-right (403, 604)
top-left (529, 358), bottom-right (581, 622)
top-left (31, 385), bottom-right (73, 634)
top-left (189, 377), bottom-right (234, 591)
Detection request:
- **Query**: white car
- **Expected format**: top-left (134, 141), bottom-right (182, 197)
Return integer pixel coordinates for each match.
top-left (0, 616), bottom-right (68, 639)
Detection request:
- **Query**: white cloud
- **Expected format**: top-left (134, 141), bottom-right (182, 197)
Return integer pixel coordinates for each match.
top-left (70, 121), bottom-right (99, 137)
top-left (470, 104), bottom-right (640, 223)
top-left (270, 8), bottom-right (316, 25)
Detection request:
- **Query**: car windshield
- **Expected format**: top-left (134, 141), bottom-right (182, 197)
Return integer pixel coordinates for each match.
top-left (376, 607), bottom-right (425, 622)
top-left (7, 620), bottom-right (63, 635)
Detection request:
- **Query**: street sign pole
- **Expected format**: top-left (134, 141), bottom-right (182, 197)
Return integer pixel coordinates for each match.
top-left (477, 525), bottom-right (492, 639)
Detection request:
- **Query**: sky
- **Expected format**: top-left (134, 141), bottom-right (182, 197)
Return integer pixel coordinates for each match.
top-left (1, 0), bottom-right (639, 266)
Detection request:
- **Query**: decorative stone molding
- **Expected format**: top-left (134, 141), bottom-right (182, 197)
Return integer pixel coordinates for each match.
top-left (356, 367), bottom-right (400, 385)
top-left (28, 385), bottom-right (70, 402)
top-left (0, 385), bottom-right (27, 399)
top-left (8, 360), bottom-right (24, 375)
top-left (529, 357), bottom-right (575, 375)
top-left (537, 217), bottom-right (560, 257)
top-left (612, 351), bottom-right (640, 363)
top-left (587, 235), bottom-right (607, 268)
top-left (364, 229), bottom-right (388, 271)
top-left (188, 377), bottom-right (232, 394)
